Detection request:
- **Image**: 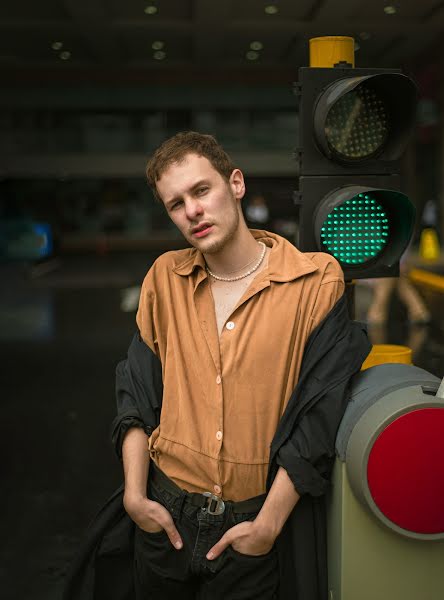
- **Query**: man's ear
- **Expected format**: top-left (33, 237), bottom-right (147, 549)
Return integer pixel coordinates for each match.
top-left (229, 169), bottom-right (246, 201)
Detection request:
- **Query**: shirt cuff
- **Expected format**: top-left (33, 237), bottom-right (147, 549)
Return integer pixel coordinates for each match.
top-left (111, 412), bottom-right (146, 459)
top-left (276, 443), bottom-right (332, 497)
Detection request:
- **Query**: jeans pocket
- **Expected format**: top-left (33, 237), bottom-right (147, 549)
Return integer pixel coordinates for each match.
top-left (227, 544), bottom-right (276, 560)
top-left (224, 543), bottom-right (279, 598)
top-left (134, 525), bottom-right (177, 578)
top-left (135, 517), bottom-right (191, 583)
top-left (138, 525), bottom-right (167, 537)
top-left (231, 510), bottom-right (259, 526)
top-left (136, 524), bottom-right (170, 542)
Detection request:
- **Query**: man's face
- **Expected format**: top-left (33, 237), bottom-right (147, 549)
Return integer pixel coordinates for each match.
top-left (156, 153), bottom-right (244, 254)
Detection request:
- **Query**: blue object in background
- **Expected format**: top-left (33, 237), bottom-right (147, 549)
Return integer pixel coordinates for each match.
top-left (0, 219), bottom-right (53, 261)
top-left (32, 222), bottom-right (53, 258)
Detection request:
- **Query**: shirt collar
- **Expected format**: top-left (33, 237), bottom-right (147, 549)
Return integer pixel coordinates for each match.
top-left (173, 247), bottom-right (206, 277)
top-left (252, 229), bottom-right (318, 283)
top-left (172, 229), bottom-right (319, 282)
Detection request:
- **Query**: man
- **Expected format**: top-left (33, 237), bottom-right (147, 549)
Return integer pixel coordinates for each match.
top-left (64, 131), bottom-right (370, 600)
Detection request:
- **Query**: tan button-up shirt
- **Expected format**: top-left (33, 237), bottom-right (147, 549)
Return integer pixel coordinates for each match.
top-left (136, 230), bottom-right (344, 501)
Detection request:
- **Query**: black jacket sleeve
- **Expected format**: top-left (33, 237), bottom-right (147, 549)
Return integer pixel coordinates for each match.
top-left (111, 332), bottom-right (163, 459)
top-left (270, 295), bottom-right (371, 496)
top-left (276, 378), bottom-right (353, 496)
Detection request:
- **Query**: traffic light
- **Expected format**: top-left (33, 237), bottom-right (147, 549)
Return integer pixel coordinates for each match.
top-left (295, 42), bottom-right (418, 280)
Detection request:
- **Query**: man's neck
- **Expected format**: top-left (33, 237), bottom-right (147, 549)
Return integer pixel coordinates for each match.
top-left (203, 229), bottom-right (262, 278)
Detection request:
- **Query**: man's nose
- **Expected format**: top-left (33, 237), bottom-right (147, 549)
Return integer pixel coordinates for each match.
top-left (185, 199), bottom-right (204, 220)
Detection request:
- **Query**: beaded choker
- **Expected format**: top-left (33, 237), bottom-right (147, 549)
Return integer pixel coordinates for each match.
top-left (206, 242), bottom-right (266, 282)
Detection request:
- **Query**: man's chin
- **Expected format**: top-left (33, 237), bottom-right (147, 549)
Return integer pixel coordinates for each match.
top-left (188, 236), bottom-right (223, 255)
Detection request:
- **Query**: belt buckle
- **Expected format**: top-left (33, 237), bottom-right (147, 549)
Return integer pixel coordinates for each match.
top-left (202, 491), bottom-right (225, 515)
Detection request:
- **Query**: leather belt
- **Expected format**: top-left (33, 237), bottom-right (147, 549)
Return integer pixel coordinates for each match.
top-left (149, 462), bottom-right (266, 515)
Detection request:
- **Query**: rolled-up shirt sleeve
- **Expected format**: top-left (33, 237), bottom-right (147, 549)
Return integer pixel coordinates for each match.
top-left (111, 334), bottom-right (163, 458)
top-left (111, 357), bottom-right (146, 459)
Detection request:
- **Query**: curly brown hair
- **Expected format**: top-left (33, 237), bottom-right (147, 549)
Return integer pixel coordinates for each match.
top-left (146, 131), bottom-right (236, 202)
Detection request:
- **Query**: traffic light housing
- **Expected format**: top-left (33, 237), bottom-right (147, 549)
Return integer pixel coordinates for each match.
top-left (296, 65), bottom-right (417, 279)
top-left (328, 363), bottom-right (444, 599)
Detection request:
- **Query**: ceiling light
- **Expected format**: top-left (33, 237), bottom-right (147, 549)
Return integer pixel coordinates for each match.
top-left (250, 41), bottom-right (263, 51)
top-left (51, 41), bottom-right (63, 51)
top-left (144, 5), bottom-right (158, 15)
top-left (384, 5), bottom-right (397, 14)
top-left (264, 5), bottom-right (279, 15)
top-left (246, 50), bottom-right (259, 61)
top-left (59, 51), bottom-right (71, 60)
top-left (153, 50), bottom-right (166, 60)
top-left (152, 41), bottom-right (164, 50)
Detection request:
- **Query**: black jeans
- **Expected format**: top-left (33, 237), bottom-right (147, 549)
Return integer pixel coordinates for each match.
top-left (134, 476), bottom-right (279, 599)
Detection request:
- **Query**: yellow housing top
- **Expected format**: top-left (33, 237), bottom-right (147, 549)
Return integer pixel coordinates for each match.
top-left (309, 36), bottom-right (355, 68)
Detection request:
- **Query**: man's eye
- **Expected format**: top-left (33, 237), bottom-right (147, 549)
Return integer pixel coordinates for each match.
top-left (171, 201), bottom-right (183, 210)
top-left (197, 187), bottom-right (208, 195)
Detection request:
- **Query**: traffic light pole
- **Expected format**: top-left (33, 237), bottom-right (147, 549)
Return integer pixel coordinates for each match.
top-left (345, 280), bottom-right (356, 320)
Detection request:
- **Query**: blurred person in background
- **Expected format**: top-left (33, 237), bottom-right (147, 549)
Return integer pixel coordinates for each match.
top-left (366, 198), bottom-right (438, 326)
top-left (366, 230), bottom-right (431, 325)
top-left (65, 131), bottom-right (370, 600)
top-left (366, 273), bottom-right (431, 325)
top-left (244, 193), bottom-right (271, 229)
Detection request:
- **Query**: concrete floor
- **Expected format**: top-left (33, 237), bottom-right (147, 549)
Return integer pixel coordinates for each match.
top-left (1, 253), bottom-right (443, 600)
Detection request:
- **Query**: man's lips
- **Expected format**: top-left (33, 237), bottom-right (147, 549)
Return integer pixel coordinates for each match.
top-left (191, 223), bottom-right (213, 238)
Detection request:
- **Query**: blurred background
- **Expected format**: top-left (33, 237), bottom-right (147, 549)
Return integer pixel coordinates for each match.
top-left (1, 1), bottom-right (444, 599)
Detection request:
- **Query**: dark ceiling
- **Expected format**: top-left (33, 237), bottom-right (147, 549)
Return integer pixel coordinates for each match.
top-left (1, 0), bottom-right (443, 82)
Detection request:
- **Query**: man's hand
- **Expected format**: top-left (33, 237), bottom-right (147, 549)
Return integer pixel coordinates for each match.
top-left (123, 493), bottom-right (183, 550)
top-left (206, 467), bottom-right (301, 561)
top-left (206, 520), bottom-right (275, 560)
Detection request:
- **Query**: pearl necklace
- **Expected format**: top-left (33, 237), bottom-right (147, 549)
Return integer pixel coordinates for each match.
top-left (206, 242), bottom-right (266, 282)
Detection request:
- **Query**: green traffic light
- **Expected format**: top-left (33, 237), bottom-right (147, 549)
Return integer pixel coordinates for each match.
top-left (320, 193), bottom-right (389, 265)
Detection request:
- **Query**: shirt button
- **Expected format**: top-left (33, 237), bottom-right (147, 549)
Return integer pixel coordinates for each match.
top-left (216, 375), bottom-right (221, 384)
top-left (226, 321), bottom-right (235, 330)
top-left (216, 430), bottom-right (223, 441)
top-left (214, 485), bottom-right (222, 495)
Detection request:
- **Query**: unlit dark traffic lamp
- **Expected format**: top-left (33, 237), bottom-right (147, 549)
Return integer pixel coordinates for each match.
top-left (296, 37), bottom-right (417, 279)
top-left (324, 84), bottom-right (387, 160)
top-left (310, 71), bottom-right (417, 170)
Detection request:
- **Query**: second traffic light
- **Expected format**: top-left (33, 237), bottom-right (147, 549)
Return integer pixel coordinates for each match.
top-left (296, 63), bottom-right (417, 280)
top-left (299, 176), bottom-right (415, 278)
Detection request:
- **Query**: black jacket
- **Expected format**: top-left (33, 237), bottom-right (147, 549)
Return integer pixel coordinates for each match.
top-left (63, 293), bottom-right (371, 600)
